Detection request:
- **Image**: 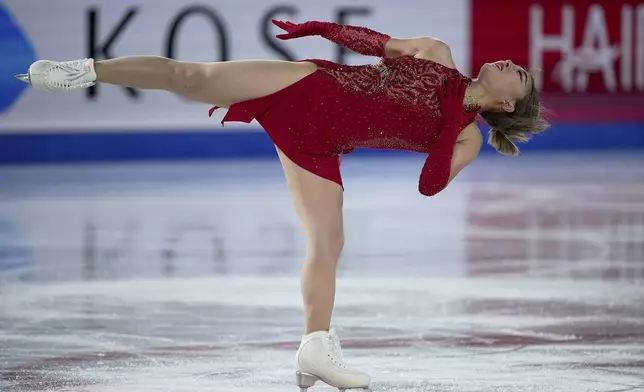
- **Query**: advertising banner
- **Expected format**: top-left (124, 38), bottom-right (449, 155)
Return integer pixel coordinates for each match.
top-left (471, 0), bottom-right (644, 122)
top-left (0, 0), bottom-right (470, 133)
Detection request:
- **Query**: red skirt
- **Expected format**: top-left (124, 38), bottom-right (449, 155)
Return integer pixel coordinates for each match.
top-left (209, 62), bottom-right (347, 189)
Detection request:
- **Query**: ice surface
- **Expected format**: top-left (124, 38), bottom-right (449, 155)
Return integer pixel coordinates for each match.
top-left (1, 153), bottom-right (643, 392)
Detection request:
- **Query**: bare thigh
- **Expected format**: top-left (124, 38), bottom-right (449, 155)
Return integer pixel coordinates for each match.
top-left (276, 149), bottom-right (344, 252)
top-left (179, 60), bottom-right (318, 108)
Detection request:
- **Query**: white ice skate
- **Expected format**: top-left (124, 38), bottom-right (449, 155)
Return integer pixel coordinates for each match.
top-left (295, 328), bottom-right (371, 392)
top-left (15, 59), bottom-right (97, 92)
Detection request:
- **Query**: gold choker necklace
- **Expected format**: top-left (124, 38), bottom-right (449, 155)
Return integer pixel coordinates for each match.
top-left (463, 84), bottom-right (481, 112)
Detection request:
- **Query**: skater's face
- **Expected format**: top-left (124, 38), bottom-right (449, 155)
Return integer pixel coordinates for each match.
top-left (477, 60), bottom-right (531, 113)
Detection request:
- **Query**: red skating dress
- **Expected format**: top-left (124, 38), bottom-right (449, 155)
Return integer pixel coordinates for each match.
top-left (209, 22), bottom-right (478, 196)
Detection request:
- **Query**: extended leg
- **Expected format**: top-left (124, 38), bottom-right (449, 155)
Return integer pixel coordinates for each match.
top-left (21, 56), bottom-right (317, 108)
top-left (94, 56), bottom-right (317, 107)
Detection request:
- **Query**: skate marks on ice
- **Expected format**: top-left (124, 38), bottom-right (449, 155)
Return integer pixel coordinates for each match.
top-left (1, 275), bottom-right (643, 392)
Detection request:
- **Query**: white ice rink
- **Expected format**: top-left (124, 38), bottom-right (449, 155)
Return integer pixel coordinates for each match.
top-left (1, 152), bottom-right (643, 391)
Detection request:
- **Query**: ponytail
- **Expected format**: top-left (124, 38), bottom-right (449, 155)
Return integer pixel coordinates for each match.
top-left (487, 128), bottom-right (519, 156)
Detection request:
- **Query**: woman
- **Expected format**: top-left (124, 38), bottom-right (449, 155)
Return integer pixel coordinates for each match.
top-left (17, 19), bottom-right (549, 391)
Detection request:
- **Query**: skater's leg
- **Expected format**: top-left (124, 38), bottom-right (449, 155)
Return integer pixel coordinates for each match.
top-left (277, 149), bottom-right (370, 390)
top-left (94, 56), bottom-right (317, 107)
top-left (276, 149), bottom-right (343, 334)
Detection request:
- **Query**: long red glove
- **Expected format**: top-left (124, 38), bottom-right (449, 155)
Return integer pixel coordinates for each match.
top-left (272, 19), bottom-right (390, 58)
top-left (418, 77), bottom-right (468, 196)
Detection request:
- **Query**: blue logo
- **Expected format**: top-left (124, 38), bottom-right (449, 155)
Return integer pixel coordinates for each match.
top-left (0, 3), bottom-right (36, 115)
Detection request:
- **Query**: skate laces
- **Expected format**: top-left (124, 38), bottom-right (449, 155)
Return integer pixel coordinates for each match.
top-left (328, 333), bottom-right (344, 359)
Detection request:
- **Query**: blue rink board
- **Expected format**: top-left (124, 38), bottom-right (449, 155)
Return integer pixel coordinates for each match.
top-left (0, 123), bottom-right (643, 163)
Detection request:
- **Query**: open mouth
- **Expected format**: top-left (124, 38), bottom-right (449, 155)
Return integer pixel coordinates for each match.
top-left (495, 62), bottom-right (504, 71)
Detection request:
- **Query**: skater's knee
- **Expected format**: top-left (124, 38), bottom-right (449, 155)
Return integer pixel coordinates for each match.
top-left (169, 60), bottom-right (207, 94)
top-left (308, 228), bottom-right (344, 262)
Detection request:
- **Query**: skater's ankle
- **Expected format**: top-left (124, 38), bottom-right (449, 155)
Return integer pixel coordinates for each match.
top-left (304, 328), bottom-right (330, 336)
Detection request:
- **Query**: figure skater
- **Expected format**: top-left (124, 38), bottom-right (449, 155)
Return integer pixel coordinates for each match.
top-left (16, 19), bottom-right (550, 392)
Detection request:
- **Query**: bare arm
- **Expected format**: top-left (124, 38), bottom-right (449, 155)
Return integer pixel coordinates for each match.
top-left (449, 123), bottom-right (483, 183)
top-left (415, 37), bottom-right (474, 182)
top-left (391, 36), bottom-right (478, 194)
top-left (385, 37), bottom-right (452, 60)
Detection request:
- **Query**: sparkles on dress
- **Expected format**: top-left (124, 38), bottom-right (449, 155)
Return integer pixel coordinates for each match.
top-left (209, 21), bottom-right (478, 196)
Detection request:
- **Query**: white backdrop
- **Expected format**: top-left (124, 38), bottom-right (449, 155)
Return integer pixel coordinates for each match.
top-left (1, 0), bottom-right (470, 133)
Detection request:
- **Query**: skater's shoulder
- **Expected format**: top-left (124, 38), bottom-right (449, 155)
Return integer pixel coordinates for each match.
top-left (412, 38), bottom-right (456, 69)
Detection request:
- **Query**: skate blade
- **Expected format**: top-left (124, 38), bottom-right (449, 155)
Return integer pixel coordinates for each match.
top-left (15, 73), bottom-right (30, 84)
top-left (296, 371), bottom-right (319, 390)
top-left (296, 371), bottom-right (370, 392)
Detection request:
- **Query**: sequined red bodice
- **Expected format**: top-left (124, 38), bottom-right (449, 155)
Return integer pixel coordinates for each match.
top-left (308, 56), bottom-right (476, 156)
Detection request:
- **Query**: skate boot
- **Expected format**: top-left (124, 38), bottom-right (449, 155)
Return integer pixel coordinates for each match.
top-left (15, 59), bottom-right (97, 91)
top-left (295, 328), bottom-right (370, 391)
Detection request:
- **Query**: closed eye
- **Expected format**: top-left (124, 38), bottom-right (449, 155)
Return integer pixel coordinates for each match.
top-left (518, 69), bottom-right (528, 85)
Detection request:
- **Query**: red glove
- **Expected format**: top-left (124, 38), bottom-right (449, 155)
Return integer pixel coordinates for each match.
top-left (418, 77), bottom-right (468, 196)
top-left (438, 77), bottom-right (468, 137)
top-left (272, 19), bottom-right (390, 58)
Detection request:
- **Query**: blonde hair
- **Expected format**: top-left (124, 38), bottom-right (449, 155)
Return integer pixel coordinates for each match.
top-left (480, 72), bottom-right (551, 156)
